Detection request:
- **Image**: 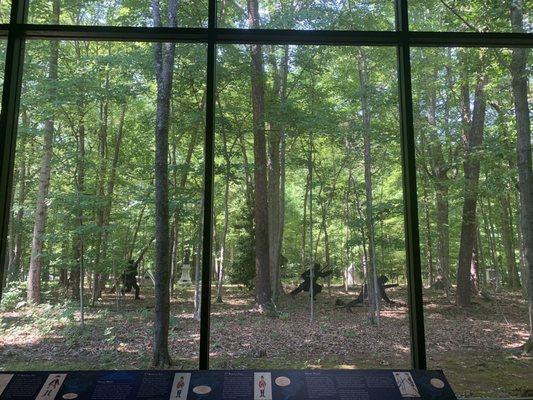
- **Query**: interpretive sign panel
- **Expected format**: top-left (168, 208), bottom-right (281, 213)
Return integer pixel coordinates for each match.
top-left (0, 370), bottom-right (456, 400)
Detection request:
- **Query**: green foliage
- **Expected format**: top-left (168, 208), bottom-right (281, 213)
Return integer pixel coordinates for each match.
top-left (0, 282), bottom-right (26, 311)
top-left (227, 203), bottom-right (256, 289)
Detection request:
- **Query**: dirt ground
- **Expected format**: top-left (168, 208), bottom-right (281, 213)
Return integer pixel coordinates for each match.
top-left (1, 284), bottom-right (531, 398)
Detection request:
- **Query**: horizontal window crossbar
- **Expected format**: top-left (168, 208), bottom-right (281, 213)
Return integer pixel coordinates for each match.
top-left (0, 24), bottom-right (531, 47)
top-left (408, 31), bottom-right (533, 48)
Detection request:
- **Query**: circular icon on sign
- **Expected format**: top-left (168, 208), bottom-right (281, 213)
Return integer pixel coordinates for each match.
top-left (62, 393), bottom-right (79, 399)
top-left (430, 378), bottom-right (445, 389)
top-left (193, 385), bottom-right (212, 394)
top-left (275, 376), bottom-right (291, 387)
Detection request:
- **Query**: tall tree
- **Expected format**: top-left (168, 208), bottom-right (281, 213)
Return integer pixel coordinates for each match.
top-left (419, 56), bottom-right (455, 293)
top-left (357, 48), bottom-right (379, 324)
top-left (267, 45), bottom-right (288, 299)
top-left (248, 0), bottom-right (272, 308)
top-left (27, 0), bottom-right (60, 304)
top-left (510, 0), bottom-right (533, 353)
top-left (456, 62), bottom-right (488, 307)
top-left (151, 0), bottom-right (177, 367)
top-left (7, 110), bottom-right (29, 283)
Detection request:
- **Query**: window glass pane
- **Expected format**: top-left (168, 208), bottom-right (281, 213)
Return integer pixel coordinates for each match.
top-left (28, 0), bottom-right (208, 27)
top-left (212, 44), bottom-right (409, 369)
top-left (0, 0), bottom-right (11, 22)
top-left (1, 40), bottom-right (206, 370)
top-left (218, 0), bottom-right (396, 30)
top-left (413, 47), bottom-right (533, 397)
top-left (409, 0), bottom-right (532, 32)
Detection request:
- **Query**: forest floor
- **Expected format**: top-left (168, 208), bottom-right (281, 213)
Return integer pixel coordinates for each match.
top-left (1, 283), bottom-right (532, 398)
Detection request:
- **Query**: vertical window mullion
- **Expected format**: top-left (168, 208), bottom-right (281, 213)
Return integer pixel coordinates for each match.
top-left (0, 0), bottom-right (28, 300)
top-left (396, 0), bottom-right (427, 370)
top-left (199, 0), bottom-right (217, 371)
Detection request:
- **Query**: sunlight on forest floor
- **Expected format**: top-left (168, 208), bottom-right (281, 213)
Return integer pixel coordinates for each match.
top-left (0, 285), bottom-right (531, 398)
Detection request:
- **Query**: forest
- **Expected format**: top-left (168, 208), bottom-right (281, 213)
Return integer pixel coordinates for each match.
top-left (0, 0), bottom-right (532, 398)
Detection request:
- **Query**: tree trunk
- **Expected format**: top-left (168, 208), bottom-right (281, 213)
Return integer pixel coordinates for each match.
top-left (352, 173), bottom-right (369, 290)
top-left (422, 185), bottom-right (435, 287)
top-left (5, 158), bottom-right (16, 289)
top-left (456, 71), bottom-right (488, 307)
top-left (510, 0), bottom-right (533, 353)
top-left (248, 0), bottom-right (271, 308)
top-left (470, 231), bottom-right (480, 295)
top-left (267, 125), bottom-right (281, 299)
top-left (27, 1), bottom-right (60, 304)
top-left (193, 196), bottom-right (204, 321)
top-left (278, 122), bottom-right (287, 294)
top-left (72, 101), bottom-right (86, 302)
top-left (476, 225), bottom-right (486, 286)
top-left (92, 69), bottom-right (110, 305)
top-left (217, 131), bottom-right (232, 303)
top-left (267, 45), bottom-right (289, 300)
top-left (500, 194), bottom-right (520, 289)
top-left (357, 48), bottom-right (379, 324)
top-left (301, 173), bottom-right (310, 268)
top-left (423, 64), bottom-right (452, 292)
top-left (479, 197), bottom-right (499, 271)
top-left (343, 180), bottom-right (351, 292)
top-left (151, 0), bottom-right (177, 367)
top-left (8, 111), bottom-right (29, 283)
top-left (94, 104), bottom-right (126, 299)
top-left (170, 143), bottom-right (178, 298)
top-left (517, 216), bottom-right (528, 298)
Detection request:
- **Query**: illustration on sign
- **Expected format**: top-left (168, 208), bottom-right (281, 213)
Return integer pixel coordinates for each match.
top-left (170, 373), bottom-right (191, 399)
top-left (35, 374), bottom-right (67, 400)
top-left (393, 372), bottom-right (421, 398)
top-left (254, 372), bottom-right (272, 400)
top-left (0, 374), bottom-right (13, 397)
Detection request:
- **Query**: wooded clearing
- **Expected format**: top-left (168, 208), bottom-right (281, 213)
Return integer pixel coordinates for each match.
top-left (0, 0), bottom-right (531, 397)
top-left (1, 285), bottom-right (531, 398)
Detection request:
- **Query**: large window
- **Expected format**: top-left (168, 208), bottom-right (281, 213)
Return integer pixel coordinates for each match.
top-left (412, 46), bottom-right (533, 397)
top-left (2, 39), bottom-right (206, 369)
top-left (212, 44), bottom-right (410, 369)
top-left (0, 1), bottom-right (531, 399)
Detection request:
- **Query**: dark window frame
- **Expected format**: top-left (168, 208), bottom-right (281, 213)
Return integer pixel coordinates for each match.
top-left (0, 0), bottom-right (531, 371)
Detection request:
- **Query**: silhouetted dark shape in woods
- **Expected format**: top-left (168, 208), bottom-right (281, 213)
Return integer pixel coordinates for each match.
top-left (290, 263), bottom-right (332, 300)
top-left (121, 259), bottom-right (140, 299)
top-left (336, 275), bottom-right (398, 312)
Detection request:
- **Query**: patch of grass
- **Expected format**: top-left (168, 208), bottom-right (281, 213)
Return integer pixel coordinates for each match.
top-left (344, 330), bottom-right (357, 339)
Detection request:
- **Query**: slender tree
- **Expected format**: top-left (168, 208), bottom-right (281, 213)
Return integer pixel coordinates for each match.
top-left (267, 45), bottom-right (289, 298)
top-left (151, 0), bottom-right (177, 367)
top-left (27, 0), bottom-right (60, 304)
top-left (510, 0), bottom-right (533, 353)
top-left (456, 64), bottom-right (488, 307)
top-left (357, 47), bottom-right (379, 324)
top-left (247, 0), bottom-right (272, 308)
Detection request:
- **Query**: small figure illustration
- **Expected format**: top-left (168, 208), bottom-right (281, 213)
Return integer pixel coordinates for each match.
top-left (43, 375), bottom-right (62, 397)
top-left (394, 372), bottom-right (420, 398)
top-left (258, 375), bottom-right (267, 398)
top-left (175, 376), bottom-right (185, 398)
